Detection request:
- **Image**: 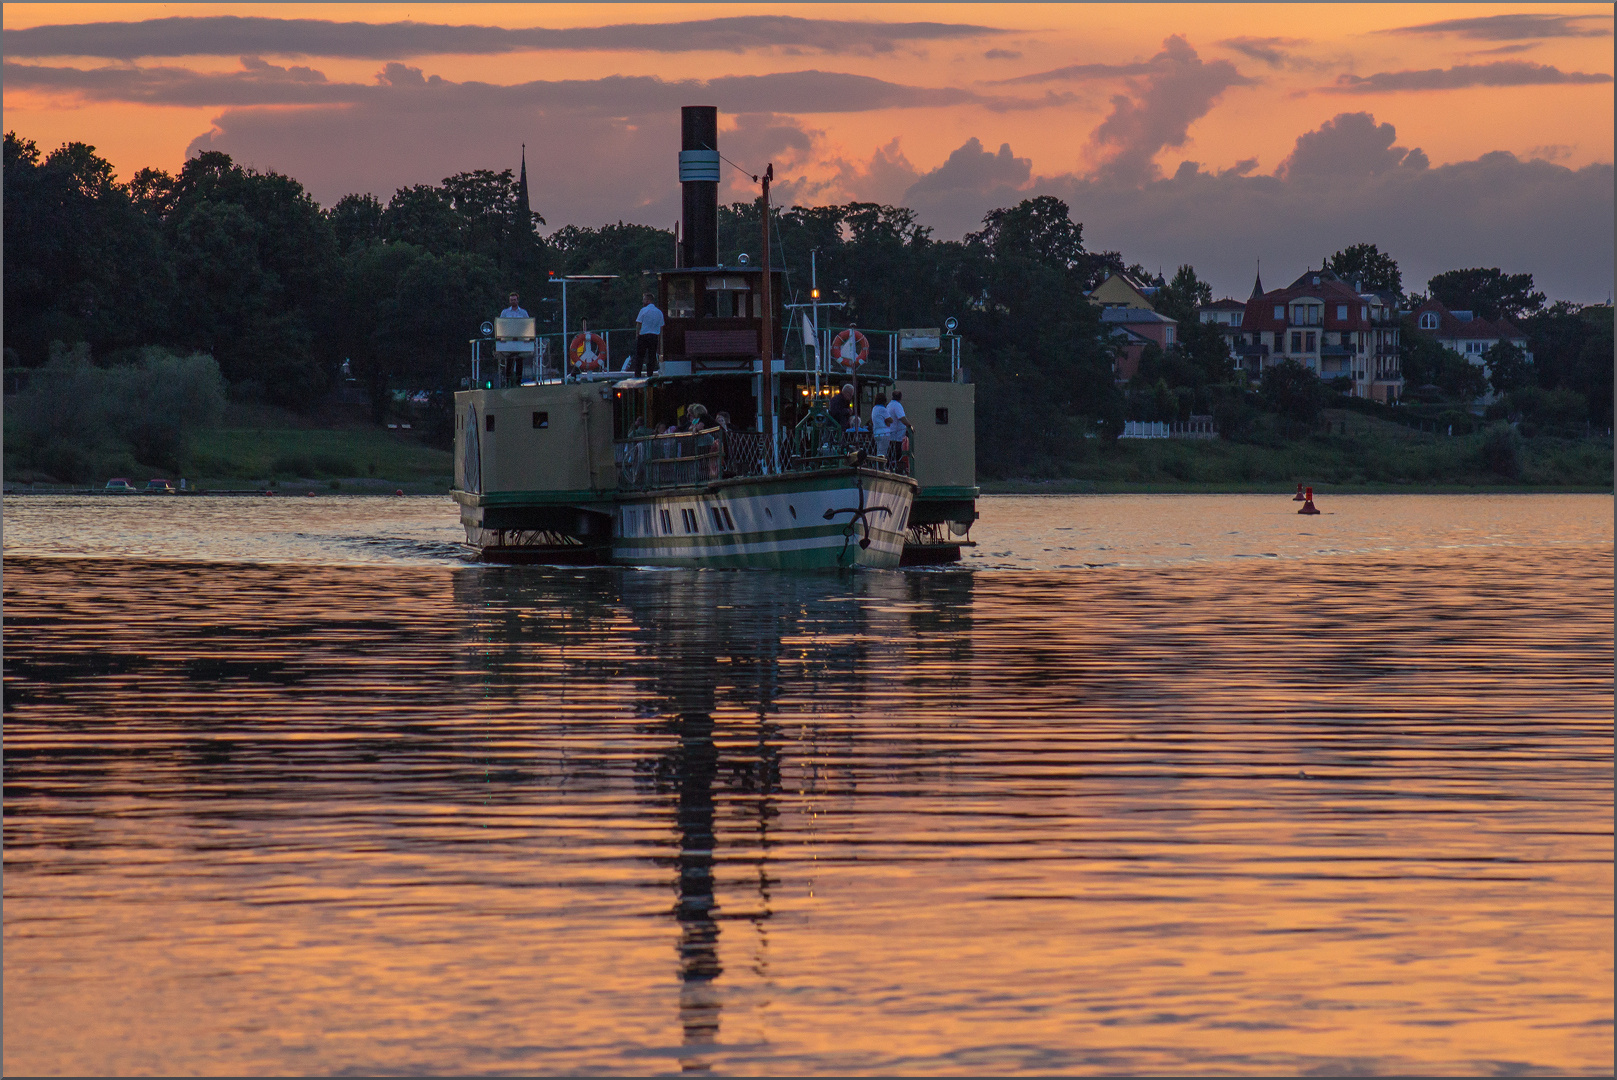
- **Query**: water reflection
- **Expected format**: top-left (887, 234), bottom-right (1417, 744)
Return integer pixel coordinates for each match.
top-left (448, 567), bottom-right (973, 1068)
top-left (4, 536), bottom-right (1610, 1076)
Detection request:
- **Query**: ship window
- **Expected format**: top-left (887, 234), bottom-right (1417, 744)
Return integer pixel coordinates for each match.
top-left (709, 506), bottom-right (725, 531)
top-left (714, 290), bottom-right (735, 318)
top-left (935, 407), bottom-right (949, 425)
top-left (660, 509), bottom-right (673, 535)
top-left (751, 293), bottom-right (762, 318)
top-left (485, 413), bottom-right (496, 432)
top-left (720, 506), bottom-right (735, 530)
top-left (532, 411), bottom-right (548, 428)
top-left (667, 278), bottom-right (696, 319)
top-left (682, 508), bottom-right (699, 533)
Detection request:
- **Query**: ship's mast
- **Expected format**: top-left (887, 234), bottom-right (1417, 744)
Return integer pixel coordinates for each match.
top-left (759, 163), bottom-right (775, 473)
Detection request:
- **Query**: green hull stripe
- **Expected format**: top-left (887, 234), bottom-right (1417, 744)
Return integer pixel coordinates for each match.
top-left (452, 488), bottom-right (611, 508)
top-left (916, 486), bottom-right (979, 500)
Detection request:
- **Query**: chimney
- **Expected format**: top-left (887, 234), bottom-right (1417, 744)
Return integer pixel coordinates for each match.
top-left (679, 106), bottom-right (719, 269)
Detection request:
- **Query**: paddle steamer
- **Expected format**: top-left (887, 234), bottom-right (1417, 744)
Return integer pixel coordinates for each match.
top-left (451, 106), bottom-right (977, 568)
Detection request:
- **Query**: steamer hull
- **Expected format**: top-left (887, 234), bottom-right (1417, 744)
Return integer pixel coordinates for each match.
top-left (613, 469), bottom-right (915, 569)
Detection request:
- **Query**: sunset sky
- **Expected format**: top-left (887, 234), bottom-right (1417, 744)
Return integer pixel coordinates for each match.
top-left (5, 3), bottom-right (1613, 301)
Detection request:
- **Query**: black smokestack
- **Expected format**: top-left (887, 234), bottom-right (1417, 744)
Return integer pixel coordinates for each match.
top-left (680, 106), bottom-right (719, 269)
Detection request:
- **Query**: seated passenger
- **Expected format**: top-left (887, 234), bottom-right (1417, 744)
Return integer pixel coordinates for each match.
top-left (828, 383), bottom-right (856, 432)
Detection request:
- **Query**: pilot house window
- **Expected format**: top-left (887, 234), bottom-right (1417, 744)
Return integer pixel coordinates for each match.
top-left (667, 278), bottom-right (696, 319)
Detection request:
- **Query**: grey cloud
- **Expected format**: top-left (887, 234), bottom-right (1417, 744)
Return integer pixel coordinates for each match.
top-left (1279, 112), bottom-right (1426, 180)
top-left (1471, 43), bottom-right (1540, 56)
top-left (1218, 36), bottom-right (1309, 69)
top-left (895, 115), bottom-right (1611, 306)
top-left (907, 138), bottom-right (1031, 197)
top-left (1378, 13), bottom-right (1612, 41)
top-left (983, 49), bottom-right (1022, 61)
top-left (1328, 61), bottom-right (1613, 94)
top-left (4, 59), bottom-right (986, 114)
top-left (1087, 36), bottom-right (1255, 185)
top-left (4, 14), bottom-right (1005, 60)
top-left (988, 60), bottom-right (1156, 85)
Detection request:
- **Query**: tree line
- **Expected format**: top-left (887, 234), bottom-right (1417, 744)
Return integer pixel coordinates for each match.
top-left (5, 133), bottom-right (1610, 482)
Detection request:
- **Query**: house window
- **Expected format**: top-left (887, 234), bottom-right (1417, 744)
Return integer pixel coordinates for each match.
top-left (1274, 305), bottom-right (1284, 320)
top-left (1305, 332), bottom-right (1317, 352)
top-left (1419, 312), bottom-right (1439, 330)
top-left (1336, 304), bottom-right (1348, 321)
top-left (1164, 326), bottom-right (1175, 345)
top-left (1231, 313), bottom-right (1242, 326)
top-left (1361, 305), bottom-right (1369, 320)
top-left (1291, 332), bottom-right (1303, 353)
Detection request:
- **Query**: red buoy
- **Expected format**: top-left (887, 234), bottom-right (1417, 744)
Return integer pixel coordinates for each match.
top-left (1298, 486), bottom-right (1320, 515)
top-left (1293, 483), bottom-right (1306, 501)
top-left (394, 489), bottom-right (404, 497)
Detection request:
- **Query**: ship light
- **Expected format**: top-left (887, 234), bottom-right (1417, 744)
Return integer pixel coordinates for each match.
top-left (811, 288), bottom-right (820, 299)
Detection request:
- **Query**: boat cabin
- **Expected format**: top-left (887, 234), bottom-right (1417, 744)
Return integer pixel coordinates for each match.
top-left (658, 267), bottom-right (785, 374)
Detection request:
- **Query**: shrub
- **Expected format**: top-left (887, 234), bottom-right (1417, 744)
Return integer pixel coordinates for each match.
top-left (3, 343), bottom-right (225, 480)
top-left (1480, 423), bottom-right (1520, 478)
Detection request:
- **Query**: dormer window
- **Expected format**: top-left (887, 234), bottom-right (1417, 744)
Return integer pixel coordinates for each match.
top-left (1336, 304), bottom-right (1348, 321)
top-left (1419, 311), bottom-right (1439, 330)
top-left (1274, 305), bottom-right (1284, 320)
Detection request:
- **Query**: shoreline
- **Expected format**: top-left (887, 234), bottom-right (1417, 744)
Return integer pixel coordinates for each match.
top-left (980, 481), bottom-right (1614, 495)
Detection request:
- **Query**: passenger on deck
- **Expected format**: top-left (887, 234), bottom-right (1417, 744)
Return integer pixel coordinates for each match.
top-left (500, 293), bottom-right (528, 319)
top-left (871, 392), bottom-right (893, 460)
top-left (498, 292), bottom-right (530, 383)
top-left (634, 292), bottom-right (664, 377)
top-left (828, 383), bottom-right (856, 431)
top-left (628, 416), bottom-right (652, 438)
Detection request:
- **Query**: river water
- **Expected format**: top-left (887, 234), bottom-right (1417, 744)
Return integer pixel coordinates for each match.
top-left (4, 494), bottom-right (1612, 1075)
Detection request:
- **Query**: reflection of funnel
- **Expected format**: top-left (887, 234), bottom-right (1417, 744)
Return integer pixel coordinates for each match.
top-left (674, 711), bottom-right (722, 1059)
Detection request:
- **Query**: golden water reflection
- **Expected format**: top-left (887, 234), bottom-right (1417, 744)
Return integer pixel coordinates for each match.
top-left (4, 531), bottom-right (1612, 1074)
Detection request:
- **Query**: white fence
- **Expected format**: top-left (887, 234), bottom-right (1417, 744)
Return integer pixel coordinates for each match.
top-left (1120, 416), bottom-right (1218, 440)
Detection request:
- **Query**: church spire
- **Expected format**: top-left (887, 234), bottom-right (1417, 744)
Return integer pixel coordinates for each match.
top-left (1249, 259), bottom-right (1264, 300)
top-left (516, 143), bottom-right (532, 230)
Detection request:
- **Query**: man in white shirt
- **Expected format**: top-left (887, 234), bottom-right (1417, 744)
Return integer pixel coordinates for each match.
top-left (634, 292), bottom-right (665, 377)
top-left (871, 393), bottom-right (893, 461)
top-left (500, 292), bottom-right (529, 318)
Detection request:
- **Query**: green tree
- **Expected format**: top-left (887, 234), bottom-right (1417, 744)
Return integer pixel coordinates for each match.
top-left (1259, 360), bottom-right (1325, 422)
top-left (1482, 340), bottom-right (1532, 395)
top-left (328, 193), bottom-right (383, 254)
top-left (1427, 267), bottom-right (1545, 322)
top-left (1327, 242), bottom-right (1402, 295)
top-left (3, 133), bottom-right (173, 363)
top-left (1154, 264), bottom-right (1213, 324)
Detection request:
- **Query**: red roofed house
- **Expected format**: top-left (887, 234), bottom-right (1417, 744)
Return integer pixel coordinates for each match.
top-left (1240, 267), bottom-right (1403, 402)
top-left (1409, 299), bottom-right (1532, 404)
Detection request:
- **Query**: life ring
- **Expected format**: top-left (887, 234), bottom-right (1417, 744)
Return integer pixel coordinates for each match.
top-left (569, 332), bottom-right (608, 371)
top-left (832, 329), bottom-right (869, 371)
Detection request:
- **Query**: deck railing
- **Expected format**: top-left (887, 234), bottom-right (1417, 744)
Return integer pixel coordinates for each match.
top-left (615, 424), bottom-right (910, 491)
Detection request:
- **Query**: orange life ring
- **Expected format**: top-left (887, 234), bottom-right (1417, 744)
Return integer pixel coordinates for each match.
top-left (832, 329), bottom-right (869, 370)
top-left (569, 331), bottom-right (608, 371)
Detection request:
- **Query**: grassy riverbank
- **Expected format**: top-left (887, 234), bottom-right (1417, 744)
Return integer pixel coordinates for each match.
top-left (185, 426), bottom-right (452, 487)
top-left (981, 409), bottom-right (1612, 494)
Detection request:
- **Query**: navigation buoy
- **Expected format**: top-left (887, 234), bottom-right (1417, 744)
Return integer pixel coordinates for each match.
top-left (1298, 486), bottom-right (1320, 515)
top-left (832, 328), bottom-right (869, 371)
top-left (305, 490), bottom-right (317, 497)
top-left (1293, 483), bottom-right (1306, 501)
top-left (394, 489), bottom-right (404, 497)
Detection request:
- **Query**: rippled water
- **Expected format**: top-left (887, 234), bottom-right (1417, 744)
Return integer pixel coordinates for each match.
top-left (4, 495), bottom-right (1612, 1075)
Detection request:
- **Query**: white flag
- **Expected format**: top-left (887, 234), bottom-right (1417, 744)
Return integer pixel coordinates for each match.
top-left (803, 312), bottom-right (817, 348)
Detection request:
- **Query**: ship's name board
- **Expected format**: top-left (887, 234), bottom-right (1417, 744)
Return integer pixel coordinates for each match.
top-left (899, 328), bottom-right (941, 351)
